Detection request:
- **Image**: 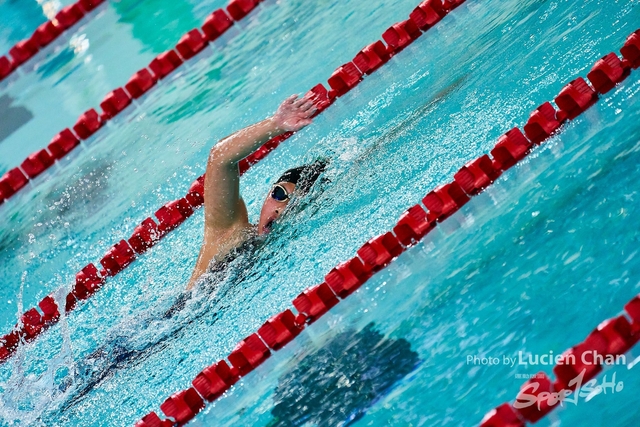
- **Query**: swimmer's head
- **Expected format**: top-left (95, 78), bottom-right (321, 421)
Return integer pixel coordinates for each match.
top-left (258, 160), bottom-right (327, 235)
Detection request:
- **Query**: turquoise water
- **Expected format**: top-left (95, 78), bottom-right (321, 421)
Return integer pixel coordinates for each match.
top-left (1, 0), bottom-right (640, 425)
top-left (0, 0), bottom-right (228, 169)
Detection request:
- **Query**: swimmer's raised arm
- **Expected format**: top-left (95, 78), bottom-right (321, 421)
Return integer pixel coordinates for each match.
top-left (203, 94), bottom-right (316, 229)
top-left (187, 94), bottom-right (316, 289)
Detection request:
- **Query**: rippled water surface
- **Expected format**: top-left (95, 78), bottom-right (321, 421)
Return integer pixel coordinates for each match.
top-left (1, 0), bottom-right (640, 426)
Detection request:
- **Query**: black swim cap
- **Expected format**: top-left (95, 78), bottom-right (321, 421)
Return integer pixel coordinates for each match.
top-left (277, 166), bottom-right (305, 186)
top-left (275, 159), bottom-right (327, 195)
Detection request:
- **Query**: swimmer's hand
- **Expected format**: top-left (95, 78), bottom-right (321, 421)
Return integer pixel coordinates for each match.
top-left (272, 94), bottom-right (317, 132)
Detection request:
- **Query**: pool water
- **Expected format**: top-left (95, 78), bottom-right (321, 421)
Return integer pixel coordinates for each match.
top-left (1, 0), bottom-right (640, 426)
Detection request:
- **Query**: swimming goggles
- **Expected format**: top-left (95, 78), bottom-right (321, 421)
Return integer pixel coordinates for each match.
top-left (271, 184), bottom-right (294, 202)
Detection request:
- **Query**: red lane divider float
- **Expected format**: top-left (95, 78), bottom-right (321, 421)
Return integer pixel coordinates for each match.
top-left (0, 0), bottom-right (468, 365)
top-left (127, 28), bottom-right (637, 426)
top-left (0, 0), bottom-right (105, 82)
top-left (0, 0), bottom-right (271, 206)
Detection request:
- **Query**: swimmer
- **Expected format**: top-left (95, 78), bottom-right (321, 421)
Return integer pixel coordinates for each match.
top-left (64, 97), bottom-right (324, 407)
top-left (187, 95), bottom-right (325, 289)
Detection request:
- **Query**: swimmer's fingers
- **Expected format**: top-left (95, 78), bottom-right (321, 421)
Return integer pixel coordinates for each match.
top-left (299, 99), bottom-right (315, 112)
top-left (302, 106), bottom-right (317, 118)
top-left (284, 94), bottom-right (298, 104)
top-left (292, 97), bottom-right (306, 108)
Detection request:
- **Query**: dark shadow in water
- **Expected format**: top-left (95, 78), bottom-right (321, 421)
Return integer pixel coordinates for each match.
top-left (0, 94), bottom-right (33, 143)
top-left (268, 323), bottom-right (420, 427)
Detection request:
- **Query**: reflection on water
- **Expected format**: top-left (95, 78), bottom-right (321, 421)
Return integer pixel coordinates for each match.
top-left (268, 324), bottom-right (420, 427)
